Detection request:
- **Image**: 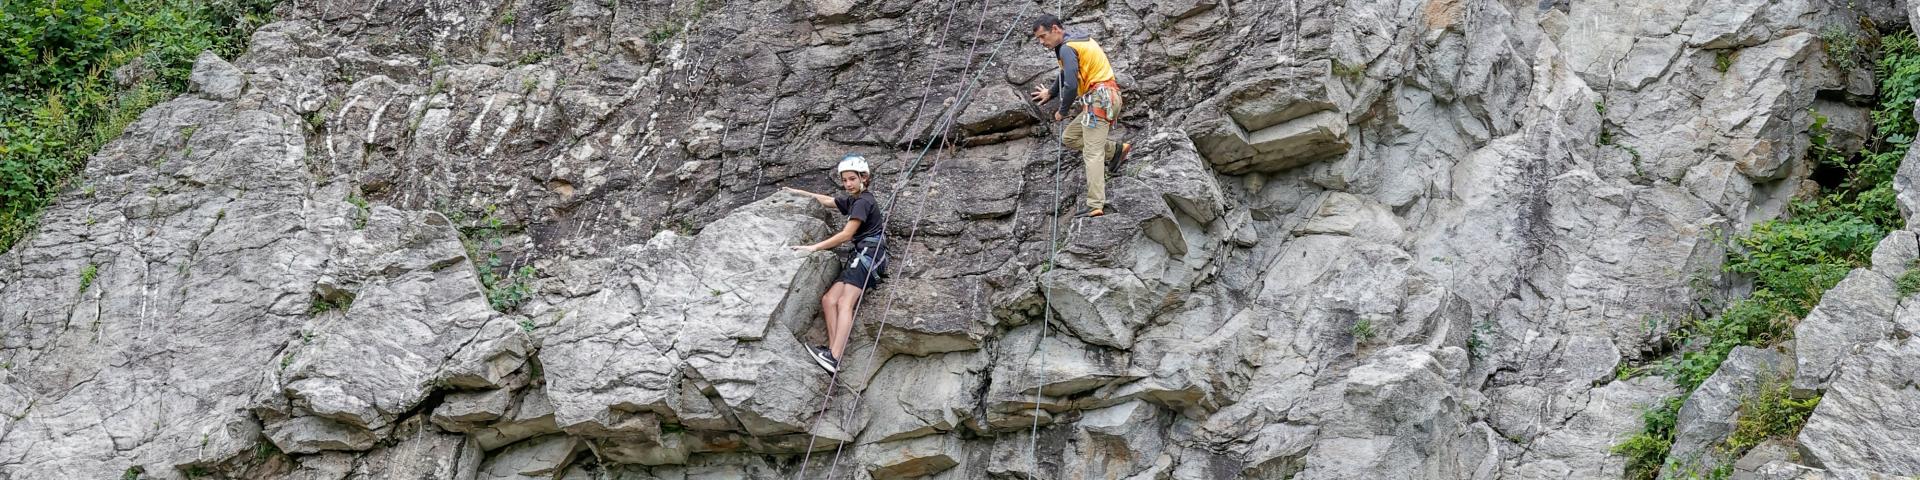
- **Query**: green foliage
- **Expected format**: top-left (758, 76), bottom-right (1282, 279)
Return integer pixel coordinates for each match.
top-left (1724, 375), bottom-right (1821, 455)
top-left (1876, 31), bottom-right (1920, 145)
top-left (1822, 25), bottom-right (1863, 71)
top-left (1715, 50), bottom-right (1734, 73)
top-left (518, 317), bottom-right (536, 332)
top-left (308, 294), bottom-right (352, 315)
top-left (347, 193), bottom-right (370, 229)
top-left (482, 258), bottom-right (536, 312)
top-left (1668, 293), bottom-right (1798, 389)
top-left (646, 0), bottom-right (711, 45)
top-left (1898, 261), bottom-right (1920, 297)
top-left (1620, 24), bottom-right (1920, 475)
top-left (1350, 319), bottom-right (1375, 343)
top-left (1330, 59), bottom-right (1365, 81)
top-left (122, 466), bottom-right (144, 480)
top-left (1466, 321), bottom-right (1492, 359)
top-left (1, 0), bottom-right (278, 252)
top-left (515, 51), bottom-right (546, 66)
top-left (1660, 33), bottom-right (1920, 390)
top-left (78, 262), bottom-right (98, 293)
top-left (1613, 395), bottom-right (1685, 480)
top-left (449, 204), bottom-right (539, 313)
top-left (254, 440), bottom-right (281, 459)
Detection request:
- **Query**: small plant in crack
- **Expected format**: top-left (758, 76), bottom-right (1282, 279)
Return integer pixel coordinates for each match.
top-left (254, 441), bottom-right (281, 459)
top-left (347, 193), bottom-right (371, 229)
top-left (78, 263), bottom-right (99, 294)
top-left (309, 296), bottom-right (352, 315)
top-left (450, 204), bottom-right (539, 313)
top-left (1466, 321), bottom-right (1493, 359)
top-left (1350, 319), bottom-right (1376, 343)
top-left (1897, 260), bottom-right (1920, 297)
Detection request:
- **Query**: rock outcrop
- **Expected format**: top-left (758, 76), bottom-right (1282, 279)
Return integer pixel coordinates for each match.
top-left (4, 0), bottom-right (1920, 478)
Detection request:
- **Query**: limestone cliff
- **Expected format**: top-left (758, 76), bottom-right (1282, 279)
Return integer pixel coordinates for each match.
top-left (4, 0), bottom-right (1920, 478)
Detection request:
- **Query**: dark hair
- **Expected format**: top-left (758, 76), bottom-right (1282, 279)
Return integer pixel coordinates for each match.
top-left (1031, 14), bottom-right (1062, 32)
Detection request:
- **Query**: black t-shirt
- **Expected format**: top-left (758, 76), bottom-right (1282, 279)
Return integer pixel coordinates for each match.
top-left (834, 194), bottom-right (884, 243)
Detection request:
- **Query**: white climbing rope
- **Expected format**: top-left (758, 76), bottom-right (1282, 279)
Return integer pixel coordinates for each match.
top-left (1027, 0), bottom-right (1068, 476)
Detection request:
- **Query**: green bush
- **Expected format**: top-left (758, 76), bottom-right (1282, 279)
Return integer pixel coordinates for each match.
top-left (78, 262), bottom-right (98, 293)
top-left (1724, 375), bottom-right (1820, 455)
top-left (1897, 262), bottom-right (1920, 297)
top-left (1350, 318), bottom-right (1375, 343)
top-left (1620, 27), bottom-right (1920, 474)
top-left (1664, 29), bottom-right (1920, 391)
top-left (1, 0), bottom-right (277, 252)
top-left (1614, 395), bottom-right (1684, 480)
top-left (447, 204), bottom-right (540, 313)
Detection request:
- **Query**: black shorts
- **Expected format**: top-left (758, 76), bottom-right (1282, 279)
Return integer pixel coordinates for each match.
top-left (836, 241), bottom-right (887, 289)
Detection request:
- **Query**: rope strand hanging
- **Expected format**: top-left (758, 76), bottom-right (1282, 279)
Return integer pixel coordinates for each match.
top-left (789, 3), bottom-right (1035, 477)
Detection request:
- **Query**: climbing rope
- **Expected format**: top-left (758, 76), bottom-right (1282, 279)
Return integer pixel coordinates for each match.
top-left (1026, 0), bottom-right (1068, 476)
top-left (790, 2), bottom-right (1035, 478)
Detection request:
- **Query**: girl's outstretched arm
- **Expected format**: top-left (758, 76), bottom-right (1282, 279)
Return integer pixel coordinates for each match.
top-left (781, 186), bottom-right (835, 208)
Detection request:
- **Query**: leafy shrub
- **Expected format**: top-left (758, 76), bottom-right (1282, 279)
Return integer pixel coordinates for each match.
top-left (1897, 262), bottom-right (1920, 297)
top-left (1724, 375), bottom-right (1820, 455)
top-left (1619, 26), bottom-right (1920, 474)
top-left (448, 204), bottom-right (540, 313)
top-left (1, 0), bottom-right (277, 252)
top-left (1614, 395), bottom-right (1684, 480)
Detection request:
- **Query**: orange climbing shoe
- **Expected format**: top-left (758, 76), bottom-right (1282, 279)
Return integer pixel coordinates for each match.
top-left (1080, 208), bottom-right (1105, 218)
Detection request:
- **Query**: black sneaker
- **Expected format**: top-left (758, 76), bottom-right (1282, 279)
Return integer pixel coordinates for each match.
top-left (808, 346), bottom-right (839, 374)
top-left (1108, 142), bottom-right (1133, 174)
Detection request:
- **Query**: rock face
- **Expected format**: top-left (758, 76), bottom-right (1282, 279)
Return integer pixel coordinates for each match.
top-left (2, 0), bottom-right (1919, 478)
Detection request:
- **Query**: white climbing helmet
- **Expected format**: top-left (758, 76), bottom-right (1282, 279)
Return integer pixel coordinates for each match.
top-left (836, 153), bottom-right (870, 177)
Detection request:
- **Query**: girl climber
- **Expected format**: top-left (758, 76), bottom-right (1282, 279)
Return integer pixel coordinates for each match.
top-left (782, 153), bottom-right (888, 374)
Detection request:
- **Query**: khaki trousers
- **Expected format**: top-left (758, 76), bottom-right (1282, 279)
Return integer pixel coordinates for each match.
top-left (1060, 113), bottom-right (1118, 210)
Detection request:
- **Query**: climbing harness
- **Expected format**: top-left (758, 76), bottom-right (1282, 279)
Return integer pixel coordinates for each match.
top-left (847, 236), bottom-right (887, 277)
top-left (1079, 79), bottom-right (1121, 126)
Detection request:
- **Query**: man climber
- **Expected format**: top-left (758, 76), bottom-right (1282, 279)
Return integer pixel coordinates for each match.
top-left (782, 154), bottom-right (888, 374)
top-left (1029, 14), bottom-right (1131, 218)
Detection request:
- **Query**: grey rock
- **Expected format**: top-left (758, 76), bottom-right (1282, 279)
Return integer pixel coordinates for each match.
top-left (857, 351), bottom-right (984, 444)
top-left (433, 388), bottom-right (516, 432)
top-left (1679, 0), bottom-right (1811, 49)
top-left (860, 434), bottom-right (965, 480)
top-left (190, 51), bottom-right (247, 100)
top-left (1665, 346), bottom-right (1791, 477)
top-left (1798, 340), bottom-right (1920, 475)
top-left (266, 416), bottom-right (378, 454)
top-left (1794, 269), bottom-right (1898, 390)
top-left (478, 435), bottom-right (581, 479)
top-left (1871, 230), bottom-right (1919, 276)
top-left (1, 0), bottom-right (1908, 476)
top-left (472, 387), bottom-right (562, 451)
